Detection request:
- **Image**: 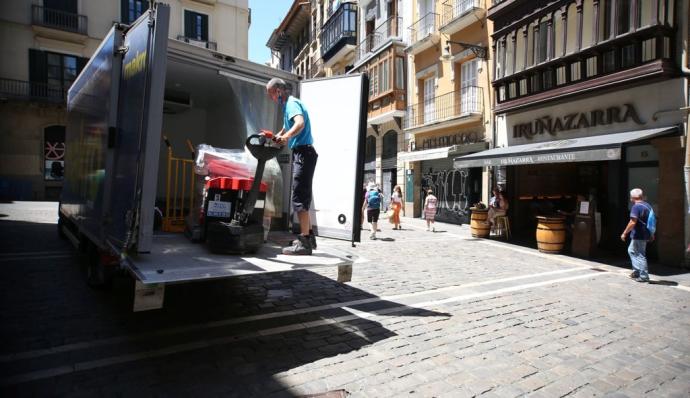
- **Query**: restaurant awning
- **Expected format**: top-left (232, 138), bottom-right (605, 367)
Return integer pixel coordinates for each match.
top-left (453, 126), bottom-right (678, 168)
top-left (399, 142), bottom-right (488, 163)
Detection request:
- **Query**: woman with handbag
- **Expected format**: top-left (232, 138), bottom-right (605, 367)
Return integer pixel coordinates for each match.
top-left (390, 185), bottom-right (404, 230)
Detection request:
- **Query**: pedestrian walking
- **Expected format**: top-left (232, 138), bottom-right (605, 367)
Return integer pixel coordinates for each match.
top-left (265, 77), bottom-right (317, 255)
top-left (390, 185), bottom-right (404, 230)
top-left (362, 182), bottom-right (382, 240)
top-left (424, 189), bottom-right (437, 232)
top-left (620, 188), bottom-right (654, 282)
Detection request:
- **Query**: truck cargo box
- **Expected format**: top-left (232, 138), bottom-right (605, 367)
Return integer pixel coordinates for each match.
top-left (58, 4), bottom-right (368, 310)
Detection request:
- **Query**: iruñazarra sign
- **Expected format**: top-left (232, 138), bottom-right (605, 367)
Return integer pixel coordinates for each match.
top-left (513, 104), bottom-right (644, 139)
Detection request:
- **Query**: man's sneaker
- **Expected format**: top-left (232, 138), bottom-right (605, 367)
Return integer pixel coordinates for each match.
top-left (283, 235), bottom-right (312, 255)
top-left (634, 277), bottom-right (650, 283)
top-left (629, 271), bottom-right (640, 279)
top-left (290, 232), bottom-right (317, 250)
top-left (369, 232), bottom-right (376, 240)
top-left (432, 227), bottom-right (436, 232)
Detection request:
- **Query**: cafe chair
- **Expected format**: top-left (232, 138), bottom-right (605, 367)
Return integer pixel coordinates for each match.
top-left (494, 215), bottom-right (511, 240)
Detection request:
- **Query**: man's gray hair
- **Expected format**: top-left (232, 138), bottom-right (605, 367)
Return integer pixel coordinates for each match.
top-left (630, 188), bottom-right (644, 198)
top-left (266, 77), bottom-right (288, 91)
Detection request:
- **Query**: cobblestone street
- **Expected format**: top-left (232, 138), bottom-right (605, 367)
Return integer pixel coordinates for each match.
top-left (1, 202), bottom-right (689, 397)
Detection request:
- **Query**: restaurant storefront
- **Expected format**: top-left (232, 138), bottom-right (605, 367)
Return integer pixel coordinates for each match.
top-left (456, 79), bottom-right (687, 266)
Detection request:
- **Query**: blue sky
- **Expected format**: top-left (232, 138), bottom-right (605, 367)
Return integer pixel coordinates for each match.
top-left (248, 0), bottom-right (294, 64)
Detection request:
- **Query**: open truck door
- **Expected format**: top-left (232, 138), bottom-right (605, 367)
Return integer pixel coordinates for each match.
top-left (106, 5), bottom-right (169, 253)
top-left (298, 75), bottom-right (369, 244)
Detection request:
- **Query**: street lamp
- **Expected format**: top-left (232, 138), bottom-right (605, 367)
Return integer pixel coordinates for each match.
top-left (443, 40), bottom-right (488, 60)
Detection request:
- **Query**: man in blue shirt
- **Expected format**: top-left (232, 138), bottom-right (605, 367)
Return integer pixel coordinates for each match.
top-left (620, 188), bottom-right (654, 282)
top-left (265, 78), bottom-right (318, 255)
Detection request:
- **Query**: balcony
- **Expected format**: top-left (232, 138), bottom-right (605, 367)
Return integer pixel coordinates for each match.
top-left (0, 78), bottom-right (66, 104)
top-left (320, 2), bottom-right (357, 66)
top-left (31, 5), bottom-right (87, 35)
top-left (368, 89), bottom-right (406, 124)
top-left (404, 86), bottom-right (482, 131)
top-left (405, 13), bottom-right (440, 56)
top-left (440, 0), bottom-right (486, 35)
top-left (176, 35), bottom-right (218, 51)
top-left (354, 17), bottom-right (404, 66)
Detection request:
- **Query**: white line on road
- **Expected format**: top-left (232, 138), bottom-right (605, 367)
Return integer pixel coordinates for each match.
top-left (0, 267), bottom-right (590, 363)
top-left (0, 270), bottom-right (605, 386)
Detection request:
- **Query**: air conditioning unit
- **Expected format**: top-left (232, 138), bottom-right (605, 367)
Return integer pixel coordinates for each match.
top-left (163, 90), bottom-right (192, 114)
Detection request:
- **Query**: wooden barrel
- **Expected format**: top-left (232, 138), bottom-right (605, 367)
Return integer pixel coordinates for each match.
top-left (470, 208), bottom-right (490, 238)
top-left (536, 216), bottom-right (566, 253)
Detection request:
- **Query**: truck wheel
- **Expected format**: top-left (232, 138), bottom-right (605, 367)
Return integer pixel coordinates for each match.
top-left (82, 243), bottom-right (113, 289)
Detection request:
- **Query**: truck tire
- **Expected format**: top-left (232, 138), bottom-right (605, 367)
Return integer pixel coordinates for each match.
top-left (82, 242), bottom-right (113, 289)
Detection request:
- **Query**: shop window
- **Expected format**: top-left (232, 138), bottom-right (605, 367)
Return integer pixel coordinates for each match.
top-left (621, 43), bottom-right (636, 68)
top-left (586, 56), bottom-right (598, 78)
top-left (184, 10), bottom-right (208, 41)
top-left (570, 61), bottom-right (581, 81)
top-left (642, 38), bottom-right (656, 62)
top-left (556, 65), bottom-right (567, 85)
top-left (603, 49), bottom-right (616, 73)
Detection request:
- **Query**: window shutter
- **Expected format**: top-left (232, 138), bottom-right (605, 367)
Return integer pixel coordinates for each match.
top-left (201, 14), bottom-right (208, 41)
top-left (184, 11), bottom-right (192, 38)
top-left (76, 57), bottom-right (88, 75)
top-left (29, 49), bottom-right (48, 84)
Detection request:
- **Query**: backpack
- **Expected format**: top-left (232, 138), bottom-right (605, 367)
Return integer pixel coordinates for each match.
top-left (367, 190), bottom-right (381, 208)
top-left (641, 204), bottom-right (656, 236)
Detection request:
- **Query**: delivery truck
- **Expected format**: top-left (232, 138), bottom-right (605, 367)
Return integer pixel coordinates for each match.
top-left (58, 4), bottom-right (368, 311)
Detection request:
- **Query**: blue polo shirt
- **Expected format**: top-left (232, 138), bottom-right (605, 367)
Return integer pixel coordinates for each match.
top-left (630, 201), bottom-right (652, 240)
top-left (283, 96), bottom-right (313, 150)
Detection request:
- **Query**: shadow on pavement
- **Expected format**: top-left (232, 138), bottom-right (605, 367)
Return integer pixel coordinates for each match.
top-left (0, 218), bottom-right (450, 396)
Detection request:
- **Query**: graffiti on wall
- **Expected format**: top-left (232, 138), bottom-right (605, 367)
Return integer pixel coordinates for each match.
top-left (421, 168), bottom-right (476, 225)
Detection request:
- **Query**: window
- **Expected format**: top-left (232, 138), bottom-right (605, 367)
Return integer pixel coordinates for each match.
top-left (47, 53), bottom-right (77, 90)
top-left (515, 30), bottom-right (525, 72)
top-left (642, 38), bottom-right (656, 62)
top-left (44, 126), bottom-right (66, 181)
top-left (600, 0), bottom-right (613, 41)
top-left (505, 37), bottom-right (515, 76)
top-left (508, 82), bottom-right (517, 99)
top-left (556, 66), bottom-right (567, 85)
top-left (122, 0), bottom-right (146, 24)
top-left (526, 25), bottom-right (535, 67)
top-left (663, 37), bottom-right (670, 58)
top-left (617, 0), bottom-right (632, 35)
top-left (566, 4), bottom-right (578, 54)
top-left (621, 43), bottom-right (636, 68)
top-left (381, 59), bottom-right (390, 93)
top-left (537, 20), bottom-right (549, 63)
top-left (519, 78), bottom-right (528, 96)
top-left (554, 10), bottom-right (564, 56)
top-left (498, 86), bottom-right (506, 102)
top-left (586, 56), bottom-right (598, 77)
top-left (581, 0), bottom-right (594, 47)
top-left (570, 61), bottom-right (581, 81)
top-left (184, 10), bottom-right (208, 41)
top-left (369, 64), bottom-right (378, 97)
top-left (531, 73), bottom-right (541, 92)
top-left (395, 57), bottom-right (404, 89)
top-left (603, 49), bottom-right (616, 73)
top-left (639, 0), bottom-right (653, 27)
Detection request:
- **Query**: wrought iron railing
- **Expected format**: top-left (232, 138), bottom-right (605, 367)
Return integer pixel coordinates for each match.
top-left (320, 2), bottom-right (357, 58)
top-left (408, 12), bottom-right (439, 44)
top-left (176, 35), bottom-right (217, 51)
top-left (0, 78), bottom-right (67, 103)
top-left (354, 17), bottom-right (403, 63)
top-left (441, 0), bottom-right (483, 27)
top-left (404, 86), bottom-right (482, 129)
top-left (31, 5), bottom-right (87, 35)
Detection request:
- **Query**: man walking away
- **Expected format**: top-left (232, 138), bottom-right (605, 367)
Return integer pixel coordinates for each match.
top-left (362, 182), bottom-right (382, 240)
top-left (620, 188), bottom-right (654, 282)
top-left (265, 78), bottom-right (318, 255)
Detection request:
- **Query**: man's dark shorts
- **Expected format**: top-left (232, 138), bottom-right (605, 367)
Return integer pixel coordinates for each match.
top-left (291, 145), bottom-right (318, 212)
top-left (367, 208), bottom-right (380, 223)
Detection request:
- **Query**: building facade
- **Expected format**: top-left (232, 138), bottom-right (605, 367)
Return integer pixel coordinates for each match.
top-left (456, 0), bottom-right (689, 266)
top-left (399, 0), bottom-right (494, 223)
top-left (0, 0), bottom-right (250, 200)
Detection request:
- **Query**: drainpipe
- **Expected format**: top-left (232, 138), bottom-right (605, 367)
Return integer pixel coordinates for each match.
top-left (682, 0), bottom-right (690, 265)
